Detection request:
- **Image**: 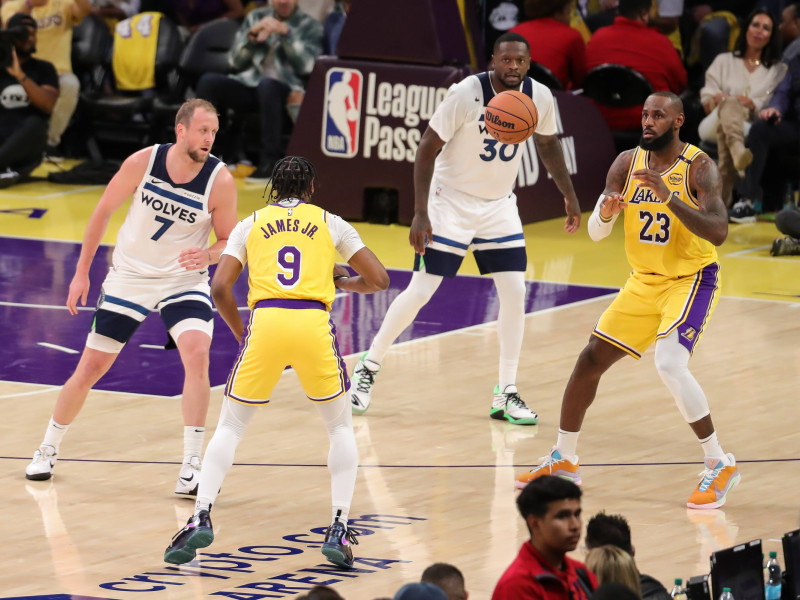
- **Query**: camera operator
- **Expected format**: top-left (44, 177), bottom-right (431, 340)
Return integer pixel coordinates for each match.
top-left (0, 13), bottom-right (58, 188)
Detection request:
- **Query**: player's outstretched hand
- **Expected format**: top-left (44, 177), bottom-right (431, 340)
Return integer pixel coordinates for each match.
top-left (66, 272), bottom-right (90, 316)
top-left (409, 211), bottom-right (432, 255)
top-left (564, 197), bottom-right (581, 233)
top-left (179, 247), bottom-right (211, 271)
top-left (631, 168), bottom-right (670, 202)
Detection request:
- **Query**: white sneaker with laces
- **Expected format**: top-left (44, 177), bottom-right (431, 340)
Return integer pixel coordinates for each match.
top-left (175, 455), bottom-right (201, 496)
top-left (351, 352), bottom-right (380, 415)
top-left (490, 385), bottom-right (538, 425)
top-left (26, 444), bottom-right (58, 481)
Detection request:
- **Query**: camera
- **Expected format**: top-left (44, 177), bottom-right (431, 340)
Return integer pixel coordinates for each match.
top-left (0, 26), bottom-right (30, 70)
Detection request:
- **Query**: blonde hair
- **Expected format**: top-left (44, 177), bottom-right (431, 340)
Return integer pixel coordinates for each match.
top-left (175, 98), bottom-right (218, 129)
top-left (586, 545), bottom-right (642, 598)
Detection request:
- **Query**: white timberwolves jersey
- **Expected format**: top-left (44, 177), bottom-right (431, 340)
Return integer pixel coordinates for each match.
top-left (429, 73), bottom-right (557, 200)
top-left (114, 144), bottom-right (223, 277)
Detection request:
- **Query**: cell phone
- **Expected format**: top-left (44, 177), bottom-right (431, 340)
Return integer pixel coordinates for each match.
top-left (768, 113), bottom-right (779, 124)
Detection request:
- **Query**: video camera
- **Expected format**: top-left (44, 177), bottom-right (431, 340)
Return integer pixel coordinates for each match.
top-left (0, 26), bottom-right (30, 70)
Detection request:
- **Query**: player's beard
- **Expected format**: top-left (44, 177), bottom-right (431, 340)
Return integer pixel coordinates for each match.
top-left (188, 148), bottom-right (208, 163)
top-left (640, 127), bottom-right (674, 151)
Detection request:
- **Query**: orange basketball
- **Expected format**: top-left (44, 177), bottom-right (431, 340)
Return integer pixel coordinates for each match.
top-left (484, 91), bottom-right (538, 145)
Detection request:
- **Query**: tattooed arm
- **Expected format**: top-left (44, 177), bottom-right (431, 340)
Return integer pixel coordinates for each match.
top-left (669, 153), bottom-right (728, 246)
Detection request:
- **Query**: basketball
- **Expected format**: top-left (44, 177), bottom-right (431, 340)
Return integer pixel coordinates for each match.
top-left (484, 91), bottom-right (538, 145)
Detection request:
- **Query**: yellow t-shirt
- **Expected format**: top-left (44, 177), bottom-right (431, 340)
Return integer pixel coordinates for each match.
top-left (1, 0), bottom-right (82, 74)
top-left (621, 143), bottom-right (717, 278)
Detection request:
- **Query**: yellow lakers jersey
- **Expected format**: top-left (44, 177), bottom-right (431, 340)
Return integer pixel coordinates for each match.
top-left (112, 12), bottom-right (161, 91)
top-left (621, 143), bottom-right (717, 277)
top-left (245, 202), bottom-right (337, 310)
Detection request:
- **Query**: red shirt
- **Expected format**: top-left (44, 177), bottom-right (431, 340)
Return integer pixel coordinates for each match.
top-left (511, 18), bottom-right (587, 90)
top-left (585, 16), bottom-right (687, 130)
top-left (492, 541), bottom-right (597, 600)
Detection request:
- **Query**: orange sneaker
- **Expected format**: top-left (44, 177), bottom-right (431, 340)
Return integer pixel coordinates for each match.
top-left (687, 453), bottom-right (741, 509)
top-left (515, 447), bottom-right (581, 490)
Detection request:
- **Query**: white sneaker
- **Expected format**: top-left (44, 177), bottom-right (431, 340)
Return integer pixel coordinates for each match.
top-left (490, 385), bottom-right (538, 425)
top-left (351, 352), bottom-right (379, 415)
top-left (26, 444), bottom-right (57, 481)
top-left (175, 455), bottom-right (201, 496)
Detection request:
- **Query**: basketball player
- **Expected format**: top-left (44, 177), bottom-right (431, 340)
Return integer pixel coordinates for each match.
top-left (516, 92), bottom-right (741, 509)
top-left (350, 32), bottom-right (581, 423)
top-left (163, 156), bottom-right (389, 568)
top-left (25, 99), bottom-right (239, 496)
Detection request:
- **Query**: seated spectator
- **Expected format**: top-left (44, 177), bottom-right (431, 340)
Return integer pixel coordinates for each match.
top-left (510, 0), bottom-right (587, 89)
top-left (1, 0), bottom-right (91, 157)
top-left (166, 0), bottom-right (244, 34)
top-left (781, 3), bottom-right (800, 63)
top-left (322, 0), bottom-right (348, 55)
top-left (735, 53), bottom-right (800, 223)
top-left (196, 0), bottom-right (322, 179)
top-left (491, 475), bottom-right (596, 600)
top-left (394, 583), bottom-right (448, 600)
top-left (294, 585), bottom-right (344, 600)
top-left (585, 0), bottom-right (686, 132)
top-left (771, 206), bottom-right (800, 255)
top-left (578, 0), bottom-right (617, 33)
top-left (585, 512), bottom-right (670, 600)
top-left (0, 12), bottom-right (59, 186)
top-left (421, 563), bottom-right (468, 600)
top-left (699, 8), bottom-right (785, 212)
top-left (585, 545), bottom-right (643, 598)
top-left (593, 582), bottom-right (642, 600)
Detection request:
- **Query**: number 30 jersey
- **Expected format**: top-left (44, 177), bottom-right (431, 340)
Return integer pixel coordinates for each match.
top-left (222, 199), bottom-right (366, 311)
top-left (621, 143), bottom-right (717, 278)
top-left (113, 144), bottom-right (223, 277)
top-left (429, 72), bottom-right (557, 201)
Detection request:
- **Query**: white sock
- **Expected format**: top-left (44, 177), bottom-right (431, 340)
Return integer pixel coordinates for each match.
top-left (332, 507), bottom-right (349, 525)
top-left (492, 271), bottom-right (526, 389)
top-left (699, 432), bottom-right (729, 464)
top-left (42, 417), bottom-right (69, 451)
top-left (556, 429), bottom-right (580, 462)
top-left (195, 500), bottom-right (211, 514)
top-left (367, 271), bottom-right (442, 364)
top-left (184, 425), bottom-right (205, 461)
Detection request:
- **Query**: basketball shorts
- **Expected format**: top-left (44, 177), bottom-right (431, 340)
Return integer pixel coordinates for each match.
top-left (413, 179), bottom-right (527, 278)
top-left (593, 263), bottom-right (720, 358)
top-left (224, 299), bottom-right (350, 405)
top-left (86, 268), bottom-right (213, 353)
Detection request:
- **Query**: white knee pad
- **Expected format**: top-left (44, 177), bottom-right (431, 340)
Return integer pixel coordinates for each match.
top-left (654, 332), bottom-right (710, 423)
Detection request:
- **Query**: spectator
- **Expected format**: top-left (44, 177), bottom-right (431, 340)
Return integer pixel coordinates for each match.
top-left (295, 586), bottom-right (345, 600)
top-left (492, 475), bottom-right (596, 600)
top-left (1, 0), bottom-right (91, 157)
top-left (510, 0), bottom-right (587, 89)
top-left (781, 3), bottom-right (800, 63)
top-left (394, 583), bottom-right (448, 600)
top-left (699, 7), bottom-right (785, 214)
top-left (0, 12), bottom-right (59, 187)
top-left (166, 0), bottom-right (244, 34)
top-left (91, 0), bottom-right (141, 21)
top-left (196, 0), bottom-right (322, 178)
top-left (585, 512), bottom-right (670, 600)
top-left (585, 545), bottom-right (643, 598)
top-left (585, 0), bottom-right (687, 131)
top-left (593, 582), bottom-right (642, 600)
top-left (421, 563), bottom-right (469, 600)
top-left (322, 0), bottom-right (348, 55)
top-left (770, 206), bottom-right (800, 255)
top-left (736, 53), bottom-right (800, 222)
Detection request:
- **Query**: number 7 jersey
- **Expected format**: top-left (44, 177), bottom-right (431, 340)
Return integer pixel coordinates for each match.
top-left (114, 144), bottom-right (223, 277)
top-left (621, 143), bottom-right (717, 278)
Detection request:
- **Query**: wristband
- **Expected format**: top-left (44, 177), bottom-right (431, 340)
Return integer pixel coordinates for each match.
top-left (333, 275), bottom-right (349, 281)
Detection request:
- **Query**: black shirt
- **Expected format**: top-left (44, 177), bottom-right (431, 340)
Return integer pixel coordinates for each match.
top-left (0, 56), bottom-right (58, 125)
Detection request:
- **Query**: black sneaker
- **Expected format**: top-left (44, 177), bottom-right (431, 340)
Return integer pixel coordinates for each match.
top-left (770, 236), bottom-right (800, 256)
top-left (0, 169), bottom-right (20, 189)
top-left (164, 509), bottom-right (214, 564)
top-left (321, 519), bottom-right (358, 569)
top-left (729, 200), bottom-right (756, 223)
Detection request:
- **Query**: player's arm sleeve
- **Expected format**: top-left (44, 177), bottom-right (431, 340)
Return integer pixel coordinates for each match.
top-left (327, 213), bottom-right (366, 260)
top-left (221, 215), bottom-right (254, 266)
top-left (587, 195), bottom-right (618, 241)
top-left (427, 81), bottom-right (472, 142)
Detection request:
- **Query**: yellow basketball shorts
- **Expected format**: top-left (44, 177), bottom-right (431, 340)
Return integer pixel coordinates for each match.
top-left (593, 263), bottom-right (720, 359)
top-left (224, 300), bottom-right (350, 405)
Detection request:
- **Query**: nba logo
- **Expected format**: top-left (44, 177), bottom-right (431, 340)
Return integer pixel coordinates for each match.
top-left (321, 68), bottom-right (363, 158)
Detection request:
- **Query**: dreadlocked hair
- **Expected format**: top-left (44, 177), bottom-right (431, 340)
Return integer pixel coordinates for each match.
top-left (265, 156), bottom-right (318, 202)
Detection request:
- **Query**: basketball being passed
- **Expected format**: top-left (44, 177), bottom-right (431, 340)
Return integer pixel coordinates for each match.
top-left (484, 91), bottom-right (538, 145)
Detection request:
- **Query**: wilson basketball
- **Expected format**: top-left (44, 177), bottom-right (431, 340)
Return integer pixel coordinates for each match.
top-left (484, 91), bottom-right (538, 145)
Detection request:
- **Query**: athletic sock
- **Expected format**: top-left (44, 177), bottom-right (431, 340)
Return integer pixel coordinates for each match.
top-left (42, 417), bottom-right (69, 451)
top-left (184, 426), bottom-right (205, 461)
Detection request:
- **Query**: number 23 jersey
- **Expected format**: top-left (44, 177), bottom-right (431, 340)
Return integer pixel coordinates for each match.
top-left (429, 73), bottom-right (557, 201)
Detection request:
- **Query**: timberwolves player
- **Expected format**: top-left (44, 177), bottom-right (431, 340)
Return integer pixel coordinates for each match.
top-left (163, 157), bottom-right (389, 569)
top-left (25, 99), bottom-right (239, 496)
top-left (350, 32), bottom-right (582, 424)
top-left (516, 92), bottom-right (740, 509)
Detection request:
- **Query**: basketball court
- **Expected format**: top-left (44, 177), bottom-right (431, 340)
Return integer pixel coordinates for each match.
top-left (1, 164), bottom-right (799, 599)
